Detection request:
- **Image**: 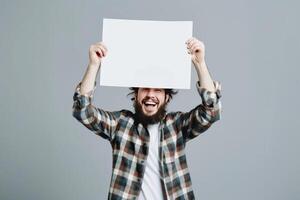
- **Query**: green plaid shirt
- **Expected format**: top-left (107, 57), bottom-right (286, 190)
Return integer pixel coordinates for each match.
top-left (72, 81), bottom-right (222, 200)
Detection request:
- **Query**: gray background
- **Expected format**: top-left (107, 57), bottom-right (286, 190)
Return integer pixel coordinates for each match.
top-left (1, 0), bottom-right (299, 199)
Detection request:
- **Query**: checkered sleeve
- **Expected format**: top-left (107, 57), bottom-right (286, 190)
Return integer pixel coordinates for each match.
top-left (180, 80), bottom-right (222, 143)
top-left (72, 81), bottom-right (120, 141)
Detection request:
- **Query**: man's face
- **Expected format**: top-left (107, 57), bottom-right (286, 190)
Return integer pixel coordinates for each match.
top-left (136, 88), bottom-right (168, 116)
top-left (134, 88), bottom-right (169, 125)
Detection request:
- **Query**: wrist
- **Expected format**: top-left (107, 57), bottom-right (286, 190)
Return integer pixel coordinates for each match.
top-left (88, 62), bottom-right (101, 70)
top-left (194, 61), bottom-right (207, 73)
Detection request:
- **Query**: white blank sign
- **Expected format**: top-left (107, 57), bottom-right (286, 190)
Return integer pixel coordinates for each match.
top-left (100, 18), bottom-right (193, 89)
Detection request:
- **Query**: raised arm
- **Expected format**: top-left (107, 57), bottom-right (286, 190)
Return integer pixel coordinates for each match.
top-left (179, 38), bottom-right (222, 143)
top-left (72, 42), bottom-right (120, 142)
top-left (80, 42), bottom-right (107, 95)
top-left (186, 37), bottom-right (216, 92)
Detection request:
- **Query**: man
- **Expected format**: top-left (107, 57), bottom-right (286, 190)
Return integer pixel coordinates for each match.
top-left (72, 37), bottom-right (222, 200)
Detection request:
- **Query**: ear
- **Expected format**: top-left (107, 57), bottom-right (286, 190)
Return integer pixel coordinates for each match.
top-left (165, 94), bottom-right (170, 103)
top-left (134, 92), bottom-right (138, 101)
top-left (130, 92), bottom-right (137, 101)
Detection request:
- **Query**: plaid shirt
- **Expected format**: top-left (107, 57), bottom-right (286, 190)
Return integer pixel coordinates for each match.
top-left (72, 81), bottom-right (222, 200)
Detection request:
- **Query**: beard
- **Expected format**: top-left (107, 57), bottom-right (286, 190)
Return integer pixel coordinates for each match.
top-left (134, 100), bottom-right (167, 126)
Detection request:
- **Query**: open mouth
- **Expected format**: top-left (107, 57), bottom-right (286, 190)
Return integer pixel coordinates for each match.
top-left (144, 101), bottom-right (157, 107)
top-left (142, 99), bottom-right (159, 111)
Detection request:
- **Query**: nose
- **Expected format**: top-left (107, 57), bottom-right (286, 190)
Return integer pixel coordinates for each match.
top-left (145, 88), bottom-right (155, 97)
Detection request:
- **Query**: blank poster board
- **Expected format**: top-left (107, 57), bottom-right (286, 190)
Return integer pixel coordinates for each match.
top-left (100, 18), bottom-right (193, 89)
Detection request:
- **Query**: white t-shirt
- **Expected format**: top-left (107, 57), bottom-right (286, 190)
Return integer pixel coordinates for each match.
top-left (138, 123), bottom-right (164, 200)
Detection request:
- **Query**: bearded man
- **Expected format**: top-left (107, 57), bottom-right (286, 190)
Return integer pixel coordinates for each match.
top-left (72, 37), bottom-right (222, 200)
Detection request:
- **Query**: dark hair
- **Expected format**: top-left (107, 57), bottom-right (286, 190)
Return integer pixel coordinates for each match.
top-left (128, 87), bottom-right (178, 102)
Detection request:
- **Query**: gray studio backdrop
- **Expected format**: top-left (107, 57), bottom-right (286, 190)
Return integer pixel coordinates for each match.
top-left (1, 0), bottom-right (299, 199)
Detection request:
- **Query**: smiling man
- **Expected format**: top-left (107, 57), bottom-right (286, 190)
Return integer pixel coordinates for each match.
top-left (72, 37), bottom-right (222, 200)
top-left (131, 87), bottom-right (176, 126)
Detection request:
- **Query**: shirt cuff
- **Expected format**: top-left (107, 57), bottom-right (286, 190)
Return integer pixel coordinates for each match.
top-left (73, 81), bottom-right (97, 109)
top-left (196, 80), bottom-right (222, 108)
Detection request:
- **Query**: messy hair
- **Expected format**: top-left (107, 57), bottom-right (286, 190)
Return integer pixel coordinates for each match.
top-left (128, 87), bottom-right (178, 102)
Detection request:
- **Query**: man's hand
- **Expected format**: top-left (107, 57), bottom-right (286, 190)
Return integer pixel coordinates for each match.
top-left (89, 42), bottom-right (108, 67)
top-left (186, 37), bottom-right (205, 67)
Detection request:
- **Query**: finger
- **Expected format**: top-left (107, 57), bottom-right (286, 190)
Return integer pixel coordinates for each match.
top-left (98, 42), bottom-right (108, 52)
top-left (190, 43), bottom-right (200, 49)
top-left (186, 40), bottom-right (197, 50)
top-left (188, 40), bottom-right (199, 48)
top-left (95, 42), bottom-right (108, 53)
top-left (187, 37), bottom-right (197, 45)
top-left (191, 45), bottom-right (201, 53)
top-left (186, 37), bottom-right (196, 44)
top-left (185, 38), bottom-right (193, 44)
top-left (99, 46), bottom-right (107, 56)
top-left (95, 46), bottom-right (107, 57)
top-left (186, 42), bottom-right (193, 50)
top-left (95, 51), bottom-right (102, 58)
top-left (95, 43), bottom-right (107, 52)
top-left (95, 47), bottom-right (104, 57)
top-left (90, 46), bottom-right (100, 57)
top-left (102, 44), bottom-right (108, 52)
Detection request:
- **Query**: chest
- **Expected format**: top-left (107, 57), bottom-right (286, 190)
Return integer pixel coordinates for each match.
top-left (111, 123), bottom-right (185, 163)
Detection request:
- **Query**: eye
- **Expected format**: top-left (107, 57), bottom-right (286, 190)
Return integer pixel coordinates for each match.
top-left (139, 88), bottom-right (149, 92)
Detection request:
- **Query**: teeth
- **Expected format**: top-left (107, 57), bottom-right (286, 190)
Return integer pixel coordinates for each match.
top-left (145, 102), bottom-right (156, 105)
top-left (144, 102), bottom-right (156, 106)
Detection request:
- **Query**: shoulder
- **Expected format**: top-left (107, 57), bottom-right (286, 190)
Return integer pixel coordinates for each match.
top-left (164, 106), bottom-right (201, 123)
top-left (116, 110), bottom-right (136, 124)
top-left (164, 111), bottom-right (184, 124)
top-left (119, 109), bottom-right (134, 118)
top-left (109, 109), bottom-right (134, 118)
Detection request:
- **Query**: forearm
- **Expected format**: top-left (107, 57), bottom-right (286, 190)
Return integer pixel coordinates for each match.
top-left (194, 62), bottom-right (216, 92)
top-left (80, 63), bottom-right (100, 95)
top-left (181, 78), bottom-right (222, 143)
top-left (72, 83), bottom-right (120, 141)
